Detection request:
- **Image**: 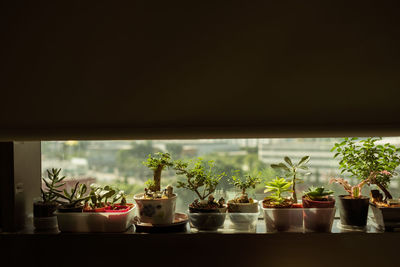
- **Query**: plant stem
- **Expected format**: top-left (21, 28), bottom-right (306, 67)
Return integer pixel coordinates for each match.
top-left (292, 172), bottom-right (297, 203)
top-left (375, 181), bottom-right (393, 200)
top-left (153, 165), bottom-right (163, 191)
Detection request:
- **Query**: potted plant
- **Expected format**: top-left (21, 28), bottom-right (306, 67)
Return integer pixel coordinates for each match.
top-left (56, 182), bottom-right (89, 213)
top-left (329, 177), bottom-right (369, 228)
top-left (331, 137), bottom-right (400, 229)
top-left (302, 186), bottom-right (335, 208)
top-left (33, 168), bottom-right (64, 230)
top-left (271, 156), bottom-right (311, 205)
top-left (133, 152), bottom-right (177, 225)
top-left (57, 184), bottom-right (135, 232)
top-left (262, 177), bottom-right (303, 232)
top-left (228, 171), bottom-right (261, 213)
top-left (227, 172), bottom-right (261, 229)
top-left (302, 186), bottom-right (335, 232)
top-left (175, 159), bottom-right (227, 230)
top-left (84, 184), bottom-right (131, 212)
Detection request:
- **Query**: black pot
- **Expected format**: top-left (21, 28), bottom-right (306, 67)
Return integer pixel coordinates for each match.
top-left (57, 205), bottom-right (83, 213)
top-left (370, 203), bottom-right (400, 231)
top-left (337, 195), bottom-right (369, 227)
top-left (189, 206), bottom-right (227, 231)
top-left (33, 201), bottom-right (59, 217)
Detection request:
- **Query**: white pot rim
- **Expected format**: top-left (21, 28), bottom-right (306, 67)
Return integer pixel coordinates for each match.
top-left (133, 192), bottom-right (177, 201)
top-left (228, 199), bottom-right (258, 205)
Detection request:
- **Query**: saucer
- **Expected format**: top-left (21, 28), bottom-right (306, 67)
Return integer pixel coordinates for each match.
top-left (134, 213), bottom-right (188, 233)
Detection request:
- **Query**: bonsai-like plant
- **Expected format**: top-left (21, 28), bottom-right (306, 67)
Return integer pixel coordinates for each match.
top-left (230, 171), bottom-right (262, 203)
top-left (175, 159), bottom-right (226, 209)
top-left (263, 177), bottom-right (293, 207)
top-left (271, 156), bottom-right (311, 203)
top-left (303, 186), bottom-right (334, 201)
top-left (331, 137), bottom-right (400, 200)
top-left (40, 168), bottom-right (66, 204)
top-left (143, 152), bottom-right (175, 194)
top-left (56, 182), bottom-right (89, 208)
top-left (329, 177), bottom-right (370, 199)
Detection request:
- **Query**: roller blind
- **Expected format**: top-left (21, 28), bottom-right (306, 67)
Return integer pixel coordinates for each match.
top-left (1, 1), bottom-right (400, 140)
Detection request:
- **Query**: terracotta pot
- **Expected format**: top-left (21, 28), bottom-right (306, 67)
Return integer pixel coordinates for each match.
top-left (134, 193), bottom-right (177, 225)
top-left (302, 196), bottom-right (335, 208)
top-left (337, 195), bottom-right (369, 227)
top-left (105, 204), bottom-right (134, 213)
top-left (301, 195), bottom-right (336, 232)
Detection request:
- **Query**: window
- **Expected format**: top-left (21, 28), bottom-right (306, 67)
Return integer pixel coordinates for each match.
top-left (41, 137), bottom-right (400, 213)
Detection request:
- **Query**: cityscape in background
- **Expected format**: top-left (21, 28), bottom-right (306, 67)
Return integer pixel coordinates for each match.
top-left (41, 138), bottom-right (400, 212)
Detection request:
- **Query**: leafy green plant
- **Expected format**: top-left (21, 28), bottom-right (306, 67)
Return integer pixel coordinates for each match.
top-left (229, 171), bottom-right (262, 203)
top-left (41, 168), bottom-right (66, 203)
top-left (143, 152), bottom-right (175, 192)
top-left (175, 159), bottom-right (226, 201)
top-left (56, 182), bottom-right (89, 207)
top-left (331, 137), bottom-right (400, 199)
top-left (303, 186), bottom-right (333, 201)
top-left (231, 171), bottom-right (262, 196)
top-left (264, 177), bottom-right (293, 205)
top-left (329, 177), bottom-right (369, 199)
top-left (270, 156), bottom-right (311, 202)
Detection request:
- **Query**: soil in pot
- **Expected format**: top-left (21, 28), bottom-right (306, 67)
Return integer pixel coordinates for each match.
top-left (338, 195), bottom-right (369, 227)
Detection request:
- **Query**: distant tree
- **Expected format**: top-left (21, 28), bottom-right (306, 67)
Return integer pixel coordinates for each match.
top-left (116, 141), bottom-right (161, 181)
top-left (166, 143), bottom-right (183, 157)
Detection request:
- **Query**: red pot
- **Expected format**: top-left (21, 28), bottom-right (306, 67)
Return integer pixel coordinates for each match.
top-left (291, 203), bottom-right (303, 208)
top-left (302, 195), bottom-right (335, 208)
top-left (105, 203), bottom-right (134, 213)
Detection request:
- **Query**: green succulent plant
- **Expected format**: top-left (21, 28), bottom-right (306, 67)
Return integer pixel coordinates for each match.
top-left (271, 156), bottom-right (311, 203)
top-left (264, 177), bottom-right (293, 205)
top-left (303, 186), bottom-right (333, 201)
top-left (56, 182), bottom-right (90, 208)
top-left (41, 168), bottom-right (66, 203)
top-left (88, 184), bottom-right (126, 209)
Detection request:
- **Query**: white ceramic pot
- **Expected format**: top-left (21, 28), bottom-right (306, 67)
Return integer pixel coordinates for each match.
top-left (227, 200), bottom-right (259, 213)
top-left (134, 193), bottom-right (177, 225)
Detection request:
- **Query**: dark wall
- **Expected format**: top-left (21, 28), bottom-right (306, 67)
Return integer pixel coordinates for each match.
top-left (1, 1), bottom-right (400, 140)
